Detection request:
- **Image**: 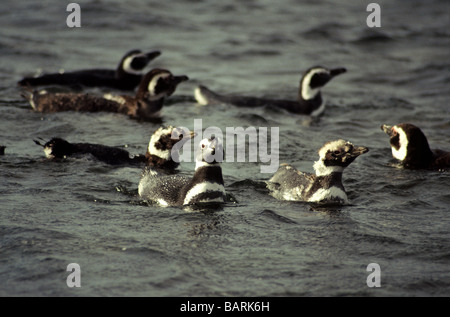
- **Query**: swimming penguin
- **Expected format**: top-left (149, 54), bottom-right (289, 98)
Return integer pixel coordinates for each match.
top-left (34, 126), bottom-right (195, 168)
top-left (381, 123), bottom-right (450, 170)
top-left (267, 139), bottom-right (369, 205)
top-left (194, 66), bottom-right (346, 116)
top-left (18, 49), bottom-right (161, 91)
top-left (34, 137), bottom-right (140, 165)
top-left (138, 137), bottom-right (226, 207)
top-left (23, 68), bottom-right (189, 120)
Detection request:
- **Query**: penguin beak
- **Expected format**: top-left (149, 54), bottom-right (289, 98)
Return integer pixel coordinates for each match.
top-left (33, 138), bottom-right (45, 147)
top-left (349, 146), bottom-right (369, 158)
top-left (172, 75), bottom-right (189, 85)
top-left (172, 128), bottom-right (196, 140)
top-left (381, 124), bottom-right (393, 136)
top-left (330, 68), bottom-right (347, 77)
top-left (144, 50), bottom-right (161, 61)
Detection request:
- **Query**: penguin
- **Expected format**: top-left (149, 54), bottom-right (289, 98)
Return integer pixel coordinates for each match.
top-left (22, 68), bottom-right (189, 120)
top-left (34, 126), bottom-right (195, 168)
top-left (34, 137), bottom-right (139, 165)
top-left (381, 123), bottom-right (450, 170)
top-left (267, 139), bottom-right (369, 205)
top-left (194, 66), bottom-right (346, 116)
top-left (18, 50), bottom-right (161, 91)
top-left (138, 137), bottom-right (226, 207)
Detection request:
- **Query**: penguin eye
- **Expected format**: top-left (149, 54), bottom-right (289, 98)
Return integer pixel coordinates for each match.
top-left (391, 128), bottom-right (398, 137)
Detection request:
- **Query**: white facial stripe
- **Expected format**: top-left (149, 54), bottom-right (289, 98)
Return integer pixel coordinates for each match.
top-left (391, 127), bottom-right (408, 161)
top-left (307, 187), bottom-right (348, 204)
top-left (194, 86), bottom-right (209, 106)
top-left (44, 146), bottom-right (53, 158)
top-left (148, 72), bottom-right (171, 97)
top-left (313, 160), bottom-right (344, 176)
top-left (301, 68), bottom-right (329, 100)
top-left (148, 127), bottom-right (174, 160)
top-left (29, 97), bottom-right (36, 109)
top-left (183, 182), bottom-right (225, 205)
top-left (122, 54), bottom-right (145, 75)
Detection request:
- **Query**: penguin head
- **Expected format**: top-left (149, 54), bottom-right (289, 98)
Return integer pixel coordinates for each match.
top-left (119, 49), bottom-right (161, 75)
top-left (137, 68), bottom-right (189, 101)
top-left (147, 126), bottom-right (195, 160)
top-left (34, 137), bottom-right (74, 159)
top-left (313, 139), bottom-right (368, 175)
top-left (195, 136), bottom-right (224, 167)
top-left (381, 123), bottom-right (433, 168)
top-left (300, 66), bottom-right (346, 100)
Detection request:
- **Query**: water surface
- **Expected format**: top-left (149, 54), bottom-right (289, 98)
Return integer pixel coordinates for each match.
top-left (0, 0), bottom-right (449, 296)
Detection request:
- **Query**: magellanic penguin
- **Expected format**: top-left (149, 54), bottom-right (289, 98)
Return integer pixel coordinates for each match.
top-left (194, 66), bottom-right (346, 116)
top-left (381, 123), bottom-right (450, 170)
top-left (34, 126), bottom-right (195, 168)
top-left (22, 69), bottom-right (189, 120)
top-left (267, 139), bottom-right (369, 205)
top-left (18, 49), bottom-right (161, 91)
top-left (138, 137), bottom-right (226, 207)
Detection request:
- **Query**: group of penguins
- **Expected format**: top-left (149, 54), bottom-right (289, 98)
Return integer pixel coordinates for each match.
top-left (9, 49), bottom-right (449, 208)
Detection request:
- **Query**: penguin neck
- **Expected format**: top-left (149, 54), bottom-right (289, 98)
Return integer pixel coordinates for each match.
top-left (135, 98), bottom-right (164, 119)
top-left (316, 172), bottom-right (343, 187)
top-left (313, 160), bottom-right (345, 177)
top-left (55, 142), bottom-right (77, 158)
top-left (144, 152), bottom-right (178, 168)
top-left (310, 166), bottom-right (345, 194)
top-left (299, 89), bottom-right (322, 104)
top-left (193, 163), bottom-right (224, 184)
top-left (298, 87), bottom-right (324, 115)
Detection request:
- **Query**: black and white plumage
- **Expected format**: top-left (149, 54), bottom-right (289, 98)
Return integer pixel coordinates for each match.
top-left (22, 69), bottom-right (189, 120)
top-left (381, 123), bottom-right (450, 170)
top-left (267, 139), bottom-right (369, 205)
top-left (18, 49), bottom-right (161, 91)
top-left (144, 126), bottom-right (196, 169)
top-left (34, 126), bottom-right (194, 168)
top-left (194, 66), bottom-right (346, 116)
top-left (33, 137), bottom-right (141, 165)
top-left (138, 137), bottom-right (226, 207)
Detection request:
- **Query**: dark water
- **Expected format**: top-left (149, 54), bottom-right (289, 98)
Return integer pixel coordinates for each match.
top-left (1, 0), bottom-right (449, 297)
